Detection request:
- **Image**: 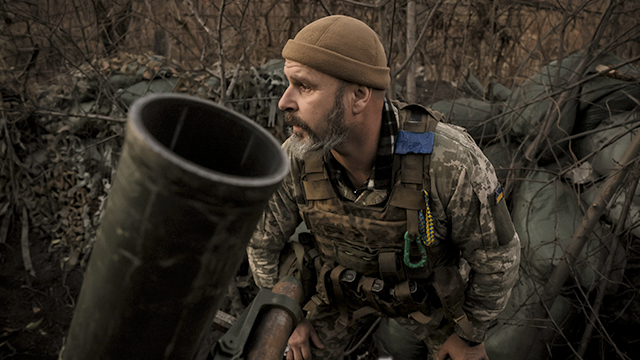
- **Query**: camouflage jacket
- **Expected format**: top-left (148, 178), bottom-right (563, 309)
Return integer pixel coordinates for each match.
top-left (247, 102), bottom-right (521, 342)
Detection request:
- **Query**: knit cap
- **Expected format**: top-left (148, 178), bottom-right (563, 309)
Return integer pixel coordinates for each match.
top-left (282, 15), bottom-right (390, 90)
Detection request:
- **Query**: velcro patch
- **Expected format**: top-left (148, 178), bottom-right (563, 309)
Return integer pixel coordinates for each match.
top-left (395, 130), bottom-right (434, 155)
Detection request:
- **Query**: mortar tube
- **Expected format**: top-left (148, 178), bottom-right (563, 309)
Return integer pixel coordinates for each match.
top-left (61, 93), bottom-right (289, 360)
top-left (245, 277), bottom-right (304, 360)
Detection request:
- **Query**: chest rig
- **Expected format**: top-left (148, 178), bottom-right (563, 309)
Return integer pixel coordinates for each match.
top-left (298, 103), bottom-right (471, 333)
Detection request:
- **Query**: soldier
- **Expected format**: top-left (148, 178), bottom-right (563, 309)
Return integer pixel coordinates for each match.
top-left (247, 15), bottom-right (520, 360)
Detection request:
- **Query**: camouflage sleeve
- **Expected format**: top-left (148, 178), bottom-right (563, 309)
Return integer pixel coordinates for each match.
top-left (432, 123), bottom-right (521, 343)
top-left (247, 139), bottom-right (303, 289)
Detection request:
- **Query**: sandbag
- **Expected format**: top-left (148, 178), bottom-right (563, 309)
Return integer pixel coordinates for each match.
top-left (582, 185), bottom-right (640, 240)
top-left (573, 111), bottom-right (639, 178)
top-left (499, 53), bottom-right (582, 141)
top-left (485, 272), bottom-right (574, 360)
top-left (482, 142), bottom-right (519, 183)
top-left (430, 98), bottom-right (503, 143)
top-left (511, 171), bottom-right (624, 290)
top-left (119, 77), bottom-right (179, 105)
top-left (575, 53), bottom-right (640, 134)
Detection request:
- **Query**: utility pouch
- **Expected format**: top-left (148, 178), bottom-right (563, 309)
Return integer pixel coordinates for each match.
top-left (315, 260), bottom-right (337, 305)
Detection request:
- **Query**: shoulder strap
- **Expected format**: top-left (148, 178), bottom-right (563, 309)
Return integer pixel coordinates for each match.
top-left (301, 157), bottom-right (337, 200)
top-left (389, 105), bottom-right (439, 240)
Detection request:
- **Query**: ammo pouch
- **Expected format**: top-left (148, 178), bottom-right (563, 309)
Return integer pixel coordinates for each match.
top-left (310, 259), bottom-right (467, 329)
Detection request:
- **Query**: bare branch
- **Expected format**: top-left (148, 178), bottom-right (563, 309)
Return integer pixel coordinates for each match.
top-left (392, 0), bottom-right (445, 77)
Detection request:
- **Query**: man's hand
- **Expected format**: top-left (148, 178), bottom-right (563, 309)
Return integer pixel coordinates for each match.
top-left (286, 318), bottom-right (325, 360)
top-left (437, 333), bottom-right (489, 360)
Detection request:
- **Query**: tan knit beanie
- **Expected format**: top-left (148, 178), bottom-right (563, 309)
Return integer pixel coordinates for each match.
top-left (282, 15), bottom-right (390, 90)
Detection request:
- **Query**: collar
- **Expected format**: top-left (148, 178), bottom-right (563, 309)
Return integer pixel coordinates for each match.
top-left (326, 97), bottom-right (398, 200)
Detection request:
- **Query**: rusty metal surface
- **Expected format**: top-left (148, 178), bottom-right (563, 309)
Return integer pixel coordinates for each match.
top-left (245, 278), bottom-right (303, 360)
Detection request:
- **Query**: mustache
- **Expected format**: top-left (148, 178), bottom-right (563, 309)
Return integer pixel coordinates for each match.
top-left (285, 113), bottom-right (313, 135)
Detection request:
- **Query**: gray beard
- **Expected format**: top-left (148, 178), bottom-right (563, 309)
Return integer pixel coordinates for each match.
top-left (287, 126), bottom-right (347, 160)
top-left (286, 86), bottom-right (348, 160)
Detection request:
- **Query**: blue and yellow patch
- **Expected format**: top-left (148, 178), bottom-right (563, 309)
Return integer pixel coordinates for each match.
top-left (495, 186), bottom-right (504, 205)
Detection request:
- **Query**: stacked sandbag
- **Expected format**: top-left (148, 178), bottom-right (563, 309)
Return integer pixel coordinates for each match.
top-left (574, 54), bottom-right (640, 134)
top-left (482, 142), bottom-right (519, 183)
top-left (573, 111), bottom-right (640, 178)
top-left (485, 273), bottom-right (574, 360)
top-left (484, 170), bottom-right (627, 359)
top-left (496, 52), bottom-right (640, 165)
top-left (499, 53), bottom-right (582, 142)
top-left (511, 171), bottom-right (625, 289)
top-left (430, 98), bottom-right (503, 144)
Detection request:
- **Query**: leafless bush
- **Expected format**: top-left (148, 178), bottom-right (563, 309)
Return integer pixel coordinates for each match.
top-left (1, 1), bottom-right (640, 359)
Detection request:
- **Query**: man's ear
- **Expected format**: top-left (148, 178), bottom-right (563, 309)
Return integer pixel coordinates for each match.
top-left (351, 85), bottom-right (373, 115)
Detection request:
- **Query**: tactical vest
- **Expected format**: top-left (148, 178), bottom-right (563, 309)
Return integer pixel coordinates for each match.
top-left (297, 102), bottom-right (472, 334)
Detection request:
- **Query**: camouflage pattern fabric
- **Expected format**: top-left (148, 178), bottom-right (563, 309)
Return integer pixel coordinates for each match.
top-left (247, 102), bottom-right (521, 344)
top-left (302, 303), bottom-right (451, 359)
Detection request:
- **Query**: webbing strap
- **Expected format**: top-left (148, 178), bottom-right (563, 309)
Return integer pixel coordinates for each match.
top-left (352, 306), bottom-right (380, 320)
top-left (379, 252), bottom-right (403, 284)
top-left (394, 109), bottom-right (439, 268)
top-left (394, 281), bottom-right (415, 312)
top-left (401, 154), bottom-right (423, 185)
top-left (302, 179), bottom-right (335, 200)
top-left (292, 241), bottom-right (306, 274)
top-left (330, 265), bottom-right (349, 329)
top-left (389, 186), bottom-right (425, 210)
top-left (423, 115), bottom-right (437, 190)
top-left (302, 157), bottom-right (336, 200)
top-left (359, 277), bottom-right (379, 310)
top-left (453, 308), bottom-right (474, 339)
top-left (406, 209), bottom-right (421, 239)
top-left (409, 311), bottom-right (433, 324)
top-left (403, 121), bottom-right (427, 133)
top-left (305, 157), bottom-right (324, 173)
top-left (303, 294), bottom-right (324, 313)
top-left (316, 261), bottom-right (334, 305)
top-left (431, 267), bottom-right (473, 338)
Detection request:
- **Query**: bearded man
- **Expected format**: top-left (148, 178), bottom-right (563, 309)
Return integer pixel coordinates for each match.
top-left (247, 15), bottom-right (520, 360)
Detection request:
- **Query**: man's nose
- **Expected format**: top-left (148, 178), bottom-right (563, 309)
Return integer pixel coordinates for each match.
top-left (278, 86), bottom-right (297, 112)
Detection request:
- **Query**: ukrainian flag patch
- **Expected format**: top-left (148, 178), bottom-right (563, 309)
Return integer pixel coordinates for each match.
top-left (495, 186), bottom-right (504, 205)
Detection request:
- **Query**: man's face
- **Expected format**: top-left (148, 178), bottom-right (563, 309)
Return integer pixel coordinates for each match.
top-left (279, 61), bottom-right (350, 159)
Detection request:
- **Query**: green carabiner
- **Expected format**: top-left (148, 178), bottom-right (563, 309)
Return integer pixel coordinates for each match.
top-left (403, 231), bottom-right (428, 269)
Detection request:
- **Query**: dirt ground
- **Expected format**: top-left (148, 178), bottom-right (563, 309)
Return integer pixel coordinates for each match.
top-left (1, 230), bottom-right (82, 359)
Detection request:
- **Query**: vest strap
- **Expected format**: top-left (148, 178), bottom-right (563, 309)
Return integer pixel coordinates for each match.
top-left (404, 121), bottom-right (427, 133)
top-left (302, 157), bottom-right (337, 200)
top-left (401, 154), bottom-right (423, 185)
top-left (406, 209), bottom-right (420, 238)
top-left (330, 265), bottom-right (350, 330)
top-left (454, 309), bottom-right (474, 339)
top-left (302, 179), bottom-right (336, 200)
top-left (379, 252), bottom-right (404, 284)
top-left (359, 276), bottom-right (379, 311)
top-left (305, 157), bottom-right (324, 173)
top-left (393, 280), bottom-right (416, 312)
top-left (292, 241), bottom-right (306, 274)
top-left (389, 186), bottom-right (426, 210)
top-left (302, 294), bottom-right (324, 313)
top-left (352, 306), bottom-right (380, 320)
top-left (409, 311), bottom-right (433, 324)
